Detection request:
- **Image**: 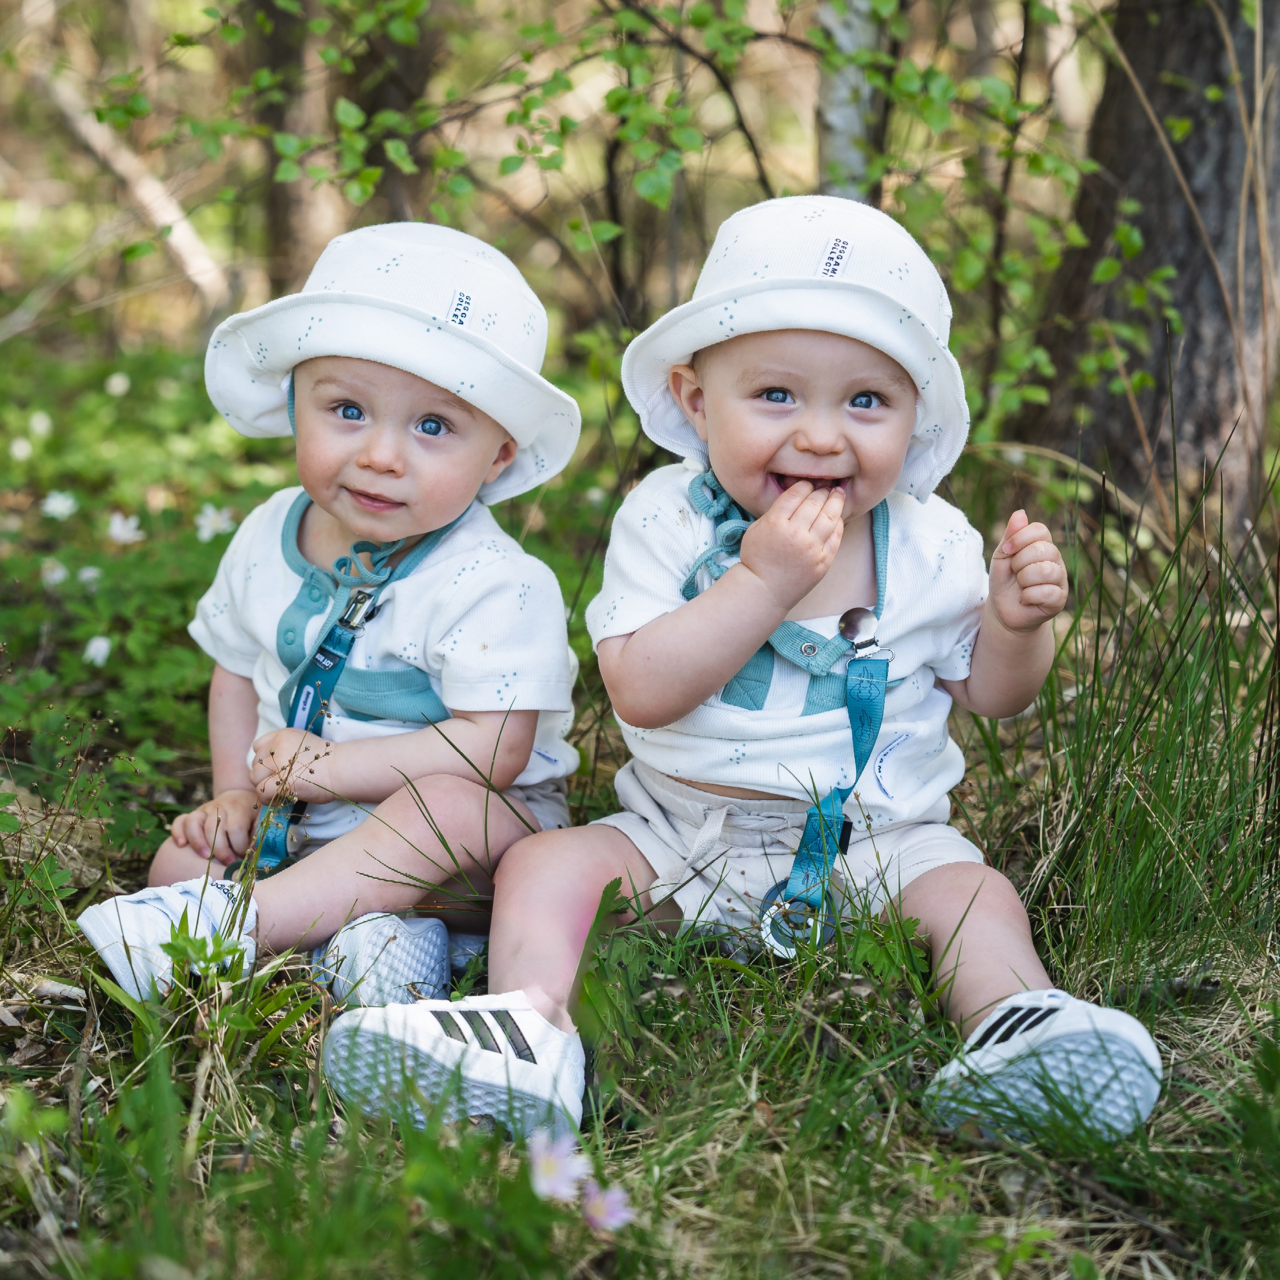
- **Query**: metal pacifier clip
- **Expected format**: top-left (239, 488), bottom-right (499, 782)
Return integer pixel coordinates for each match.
top-left (759, 606), bottom-right (892, 959)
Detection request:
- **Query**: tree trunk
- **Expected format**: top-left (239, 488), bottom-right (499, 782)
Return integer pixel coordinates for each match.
top-left (254, 1), bottom-right (347, 296)
top-left (1020, 0), bottom-right (1280, 537)
top-left (816, 0), bottom-right (884, 201)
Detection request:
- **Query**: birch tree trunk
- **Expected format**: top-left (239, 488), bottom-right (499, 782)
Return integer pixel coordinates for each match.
top-left (1020, 0), bottom-right (1280, 536)
top-left (816, 0), bottom-right (884, 201)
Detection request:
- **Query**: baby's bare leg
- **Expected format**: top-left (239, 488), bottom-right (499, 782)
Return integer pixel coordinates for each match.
top-left (896, 862), bottom-right (1051, 1036)
top-left (488, 825), bottom-right (679, 1033)
top-left (246, 775), bottom-right (535, 953)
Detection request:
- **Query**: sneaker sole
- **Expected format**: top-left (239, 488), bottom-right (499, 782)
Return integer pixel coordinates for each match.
top-left (928, 1029), bottom-right (1161, 1139)
top-left (329, 918), bottom-right (450, 1006)
top-left (322, 1009), bottom-right (571, 1138)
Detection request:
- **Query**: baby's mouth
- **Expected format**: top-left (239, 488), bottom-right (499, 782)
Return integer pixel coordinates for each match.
top-left (771, 473), bottom-right (847, 492)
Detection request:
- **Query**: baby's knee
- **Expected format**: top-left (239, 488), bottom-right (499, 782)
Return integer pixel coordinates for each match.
top-left (492, 827), bottom-right (567, 889)
top-left (148, 837), bottom-right (226, 887)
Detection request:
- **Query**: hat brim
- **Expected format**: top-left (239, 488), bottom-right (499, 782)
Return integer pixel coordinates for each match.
top-left (205, 292), bottom-right (581, 503)
top-left (620, 279), bottom-right (969, 501)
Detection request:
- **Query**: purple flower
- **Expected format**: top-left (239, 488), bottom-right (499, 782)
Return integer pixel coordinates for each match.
top-left (581, 1179), bottom-right (634, 1232)
top-left (527, 1129), bottom-right (589, 1203)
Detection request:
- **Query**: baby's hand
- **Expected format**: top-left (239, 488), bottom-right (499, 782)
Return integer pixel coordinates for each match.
top-left (249, 728), bottom-right (336, 805)
top-left (738, 481), bottom-right (847, 612)
top-left (989, 510), bottom-right (1068, 632)
top-left (169, 789), bottom-right (259, 866)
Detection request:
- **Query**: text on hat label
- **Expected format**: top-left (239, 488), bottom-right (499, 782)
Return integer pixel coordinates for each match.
top-left (447, 290), bottom-right (473, 327)
top-left (816, 237), bottom-right (851, 279)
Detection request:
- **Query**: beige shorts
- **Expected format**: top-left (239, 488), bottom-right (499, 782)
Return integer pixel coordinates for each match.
top-left (285, 777), bottom-right (571, 858)
top-left (594, 760), bottom-right (983, 936)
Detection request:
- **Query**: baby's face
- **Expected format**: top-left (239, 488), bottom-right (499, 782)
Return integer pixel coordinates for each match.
top-left (292, 356), bottom-right (516, 542)
top-left (669, 330), bottom-right (918, 520)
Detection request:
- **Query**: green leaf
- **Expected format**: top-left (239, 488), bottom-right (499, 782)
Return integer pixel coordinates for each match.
top-left (498, 154), bottom-right (525, 175)
top-left (122, 241), bottom-right (156, 261)
top-left (1115, 221), bottom-right (1144, 259)
top-left (0, 812), bottom-right (20, 834)
top-left (1091, 256), bottom-right (1121, 284)
top-left (1164, 115), bottom-right (1192, 143)
top-left (634, 164), bottom-right (676, 208)
top-left (383, 138), bottom-right (419, 174)
top-left (274, 158), bottom-right (302, 182)
top-left (272, 131), bottom-right (302, 157)
top-left (591, 220), bottom-right (624, 243)
top-left (920, 97), bottom-right (952, 133)
top-left (952, 247), bottom-right (986, 292)
top-left (669, 125), bottom-right (703, 151)
top-left (445, 173), bottom-right (474, 196)
top-left (387, 16), bottom-right (418, 44)
top-left (219, 21), bottom-right (244, 43)
top-left (334, 97), bottom-right (367, 131)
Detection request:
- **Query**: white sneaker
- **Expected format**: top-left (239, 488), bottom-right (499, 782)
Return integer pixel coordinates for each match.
top-left (77, 877), bottom-right (257, 1002)
top-left (925, 989), bottom-right (1162, 1140)
top-left (312, 914), bottom-right (449, 1006)
top-left (322, 990), bottom-right (585, 1139)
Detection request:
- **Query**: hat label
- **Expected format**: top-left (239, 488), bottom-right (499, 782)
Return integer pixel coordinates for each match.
top-left (816, 237), bottom-right (851, 279)
top-left (447, 289), bottom-right (472, 327)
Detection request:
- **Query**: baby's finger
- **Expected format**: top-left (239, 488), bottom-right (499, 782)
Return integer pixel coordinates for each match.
top-left (767, 480), bottom-right (814, 521)
top-left (1018, 582), bottom-right (1068, 610)
top-left (1001, 520), bottom-right (1054, 558)
top-left (1007, 540), bottom-right (1065, 577)
top-left (994, 509), bottom-right (1032, 557)
top-left (788, 482), bottom-right (840, 531)
top-left (170, 812), bottom-right (190, 848)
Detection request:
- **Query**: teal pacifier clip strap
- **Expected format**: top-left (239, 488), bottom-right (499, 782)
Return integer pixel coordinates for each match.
top-left (781, 652), bottom-right (888, 909)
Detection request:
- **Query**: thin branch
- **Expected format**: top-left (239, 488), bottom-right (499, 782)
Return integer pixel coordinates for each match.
top-left (608, 0), bottom-right (775, 198)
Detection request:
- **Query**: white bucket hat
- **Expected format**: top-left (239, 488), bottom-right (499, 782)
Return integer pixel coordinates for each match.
top-left (621, 195), bottom-right (969, 500)
top-left (205, 222), bottom-right (581, 503)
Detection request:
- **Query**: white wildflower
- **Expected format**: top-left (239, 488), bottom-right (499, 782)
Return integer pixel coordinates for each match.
top-left (40, 558), bottom-right (68, 587)
top-left (107, 512), bottom-right (146, 544)
top-left (581, 1179), bottom-right (634, 1232)
top-left (527, 1129), bottom-right (590, 1203)
top-left (41, 491), bottom-right (78, 521)
top-left (77, 565), bottom-right (103, 590)
top-left (28, 411), bottom-right (52, 438)
top-left (82, 636), bottom-right (112, 667)
top-left (104, 372), bottom-right (131, 397)
top-left (195, 503), bottom-right (236, 543)
top-left (9, 438), bottom-right (32, 461)
top-left (586, 486), bottom-right (606, 507)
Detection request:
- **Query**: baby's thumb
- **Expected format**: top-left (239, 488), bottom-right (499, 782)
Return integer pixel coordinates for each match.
top-left (996, 509), bottom-right (1029, 557)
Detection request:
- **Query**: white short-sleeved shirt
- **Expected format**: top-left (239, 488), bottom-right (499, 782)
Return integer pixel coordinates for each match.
top-left (585, 461), bottom-right (988, 830)
top-left (191, 487), bottom-right (580, 803)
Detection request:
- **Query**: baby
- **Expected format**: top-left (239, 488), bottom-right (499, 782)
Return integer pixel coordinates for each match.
top-left (79, 223), bottom-right (582, 1008)
top-left (320, 198), bottom-right (1163, 1144)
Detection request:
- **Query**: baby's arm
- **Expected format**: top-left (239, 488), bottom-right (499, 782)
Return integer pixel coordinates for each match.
top-left (170, 664), bottom-right (261, 863)
top-left (248, 709), bottom-right (539, 806)
top-left (600, 481), bottom-right (847, 728)
top-left (940, 510), bottom-right (1068, 719)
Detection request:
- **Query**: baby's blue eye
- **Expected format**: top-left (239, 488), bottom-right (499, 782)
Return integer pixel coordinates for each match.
top-left (763, 388), bottom-right (793, 404)
top-left (850, 392), bottom-right (880, 410)
top-left (339, 404), bottom-right (364, 421)
top-left (416, 416), bottom-right (447, 437)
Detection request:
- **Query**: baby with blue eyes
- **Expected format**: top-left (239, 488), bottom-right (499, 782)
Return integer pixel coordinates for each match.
top-left (78, 223), bottom-right (586, 1026)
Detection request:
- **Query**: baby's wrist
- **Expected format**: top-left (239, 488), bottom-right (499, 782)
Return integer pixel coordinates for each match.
top-left (727, 560), bottom-right (802, 623)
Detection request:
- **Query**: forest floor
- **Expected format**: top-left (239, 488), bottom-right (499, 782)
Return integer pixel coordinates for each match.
top-left (1, 345), bottom-right (1278, 1279)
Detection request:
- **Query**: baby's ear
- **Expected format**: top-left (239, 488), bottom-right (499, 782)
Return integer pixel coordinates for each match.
top-left (485, 435), bottom-right (519, 483)
top-left (668, 364), bottom-right (708, 440)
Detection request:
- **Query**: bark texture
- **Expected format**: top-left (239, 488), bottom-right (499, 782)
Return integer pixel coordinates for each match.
top-left (817, 0), bottom-right (884, 200)
top-left (1021, 0), bottom-right (1280, 533)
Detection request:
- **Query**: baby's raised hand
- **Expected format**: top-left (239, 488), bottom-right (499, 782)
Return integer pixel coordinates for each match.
top-left (249, 728), bottom-right (335, 805)
top-left (169, 789), bottom-right (259, 866)
top-left (989, 510), bottom-right (1068, 632)
top-left (738, 481), bottom-right (847, 611)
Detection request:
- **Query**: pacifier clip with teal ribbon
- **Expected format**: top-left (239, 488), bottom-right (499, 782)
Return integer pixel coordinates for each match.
top-left (680, 469), bottom-right (891, 958)
top-left (247, 521), bottom-right (461, 878)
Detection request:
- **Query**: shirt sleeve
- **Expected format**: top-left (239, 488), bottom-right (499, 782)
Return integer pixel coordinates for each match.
top-left (585, 469), bottom-right (703, 649)
top-left (187, 505), bottom-right (268, 678)
top-left (927, 515), bottom-right (988, 682)
top-left (430, 551), bottom-right (574, 713)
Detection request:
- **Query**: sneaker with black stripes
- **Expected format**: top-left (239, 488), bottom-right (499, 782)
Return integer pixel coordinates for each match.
top-left (925, 989), bottom-right (1162, 1140)
top-left (321, 990), bottom-right (585, 1138)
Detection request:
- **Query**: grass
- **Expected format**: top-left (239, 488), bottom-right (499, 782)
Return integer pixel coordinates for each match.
top-left (2, 364), bottom-right (1280, 1276)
